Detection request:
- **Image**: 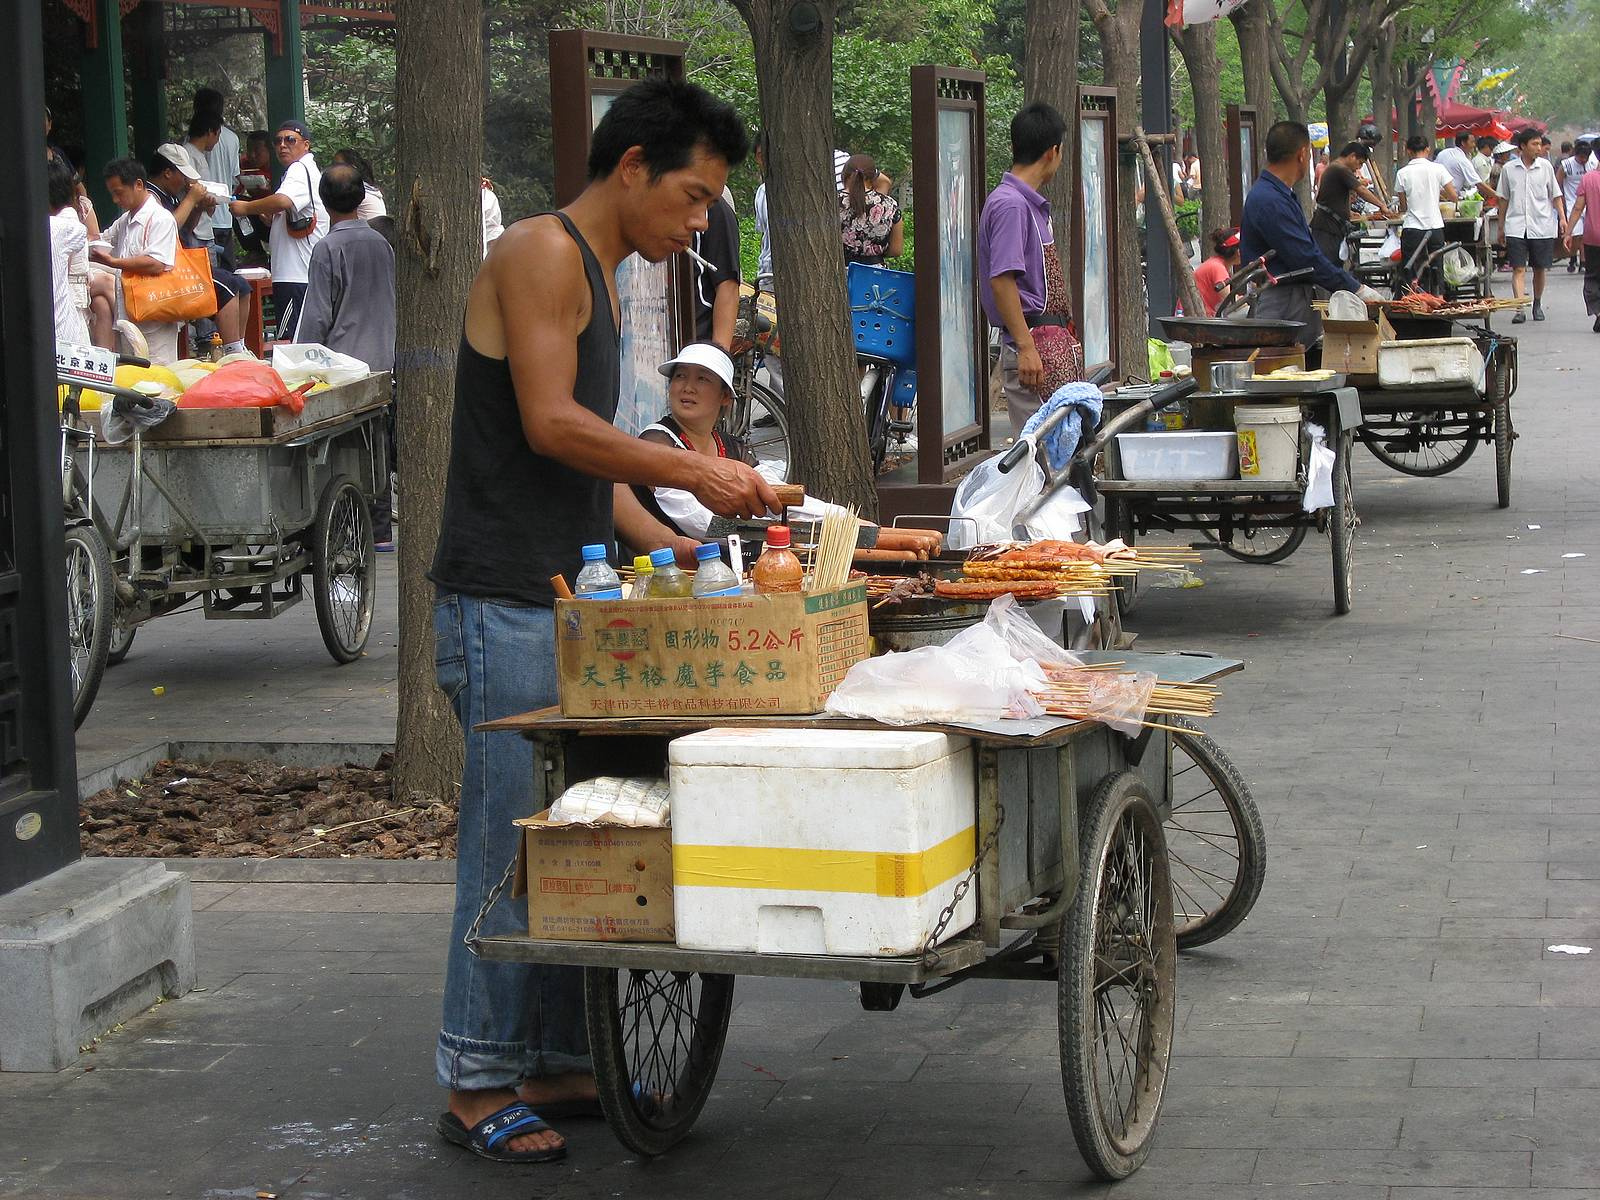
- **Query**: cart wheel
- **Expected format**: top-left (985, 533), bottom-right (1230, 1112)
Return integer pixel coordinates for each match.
top-left (1215, 523), bottom-right (1308, 564)
top-left (311, 475), bottom-right (375, 664)
top-left (1059, 771), bottom-right (1177, 1181)
top-left (745, 381), bottom-right (793, 484)
top-left (1361, 411), bottom-right (1478, 475)
top-left (1165, 717), bottom-right (1267, 949)
top-left (1330, 435), bottom-right (1355, 615)
top-left (584, 968), bottom-right (734, 1157)
top-left (65, 525), bottom-right (114, 729)
top-left (1491, 364), bottom-right (1513, 510)
top-left (106, 591), bottom-right (138, 666)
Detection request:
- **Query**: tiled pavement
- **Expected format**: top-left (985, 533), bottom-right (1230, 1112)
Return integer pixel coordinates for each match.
top-left (3, 272), bottom-right (1598, 1198)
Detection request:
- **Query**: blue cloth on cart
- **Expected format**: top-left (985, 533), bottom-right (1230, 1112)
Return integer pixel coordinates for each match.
top-left (1021, 382), bottom-right (1103, 472)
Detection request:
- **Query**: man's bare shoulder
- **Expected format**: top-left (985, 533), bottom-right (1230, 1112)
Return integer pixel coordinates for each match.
top-left (492, 213), bottom-right (583, 280)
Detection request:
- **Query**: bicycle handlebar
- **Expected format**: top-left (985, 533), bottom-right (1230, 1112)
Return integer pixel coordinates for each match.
top-left (996, 365), bottom-right (1116, 474)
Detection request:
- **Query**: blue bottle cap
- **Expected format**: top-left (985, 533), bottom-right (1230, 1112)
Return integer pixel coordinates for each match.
top-left (695, 543), bottom-right (721, 561)
top-left (648, 547), bottom-right (677, 568)
top-left (581, 543), bottom-right (607, 561)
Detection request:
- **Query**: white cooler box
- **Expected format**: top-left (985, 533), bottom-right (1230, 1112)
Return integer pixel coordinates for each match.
top-left (1377, 337), bottom-right (1482, 389)
top-left (668, 728), bottom-right (976, 956)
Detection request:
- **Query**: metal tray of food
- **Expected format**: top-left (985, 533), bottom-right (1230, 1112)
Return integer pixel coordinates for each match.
top-left (1237, 373), bottom-right (1346, 395)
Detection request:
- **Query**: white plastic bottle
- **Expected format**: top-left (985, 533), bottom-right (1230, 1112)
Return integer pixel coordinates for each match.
top-left (573, 543), bottom-right (623, 599)
top-left (690, 542), bottom-right (741, 597)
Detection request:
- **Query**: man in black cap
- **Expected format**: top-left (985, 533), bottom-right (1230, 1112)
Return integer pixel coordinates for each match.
top-left (229, 119), bottom-right (327, 339)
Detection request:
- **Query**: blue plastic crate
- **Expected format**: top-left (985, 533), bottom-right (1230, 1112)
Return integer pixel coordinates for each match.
top-left (848, 262), bottom-right (917, 367)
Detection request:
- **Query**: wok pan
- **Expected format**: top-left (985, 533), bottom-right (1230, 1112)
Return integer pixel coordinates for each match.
top-left (1156, 316), bottom-right (1306, 347)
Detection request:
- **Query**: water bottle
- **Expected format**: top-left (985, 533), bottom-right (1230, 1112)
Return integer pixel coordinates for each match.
top-left (629, 554), bottom-right (654, 600)
top-left (645, 546), bottom-right (693, 598)
top-left (691, 543), bottom-right (741, 597)
top-left (573, 543), bottom-right (623, 599)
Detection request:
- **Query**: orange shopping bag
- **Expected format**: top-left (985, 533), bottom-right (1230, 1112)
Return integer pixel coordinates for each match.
top-left (122, 246), bottom-right (218, 323)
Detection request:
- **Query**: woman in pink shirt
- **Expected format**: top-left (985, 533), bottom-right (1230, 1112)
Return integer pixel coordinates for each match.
top-left (1192, 227), bottom-right (1241, 316)
top-left (1564, 169), bottom-right (1600, 332)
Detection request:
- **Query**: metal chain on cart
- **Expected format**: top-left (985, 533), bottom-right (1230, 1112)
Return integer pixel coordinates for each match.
top-left (921, 801), bottom-right (1005, 969)
top-left (463, 854), bottom-right (520, 956)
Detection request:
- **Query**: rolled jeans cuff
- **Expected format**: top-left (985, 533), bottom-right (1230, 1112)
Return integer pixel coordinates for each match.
top-left (436, 1032), bottom-right (593, 1092)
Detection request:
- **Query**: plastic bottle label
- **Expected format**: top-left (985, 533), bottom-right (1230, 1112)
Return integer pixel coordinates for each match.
top-left (575, 587), bottom-right (624, 600)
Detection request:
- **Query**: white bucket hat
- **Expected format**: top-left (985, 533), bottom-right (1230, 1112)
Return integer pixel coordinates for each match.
top-left (658, 342), bottom-right (734, 392)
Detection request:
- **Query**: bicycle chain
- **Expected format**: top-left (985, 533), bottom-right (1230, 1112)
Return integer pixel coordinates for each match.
top-left (921, 801), bottom-right (1005, 968)
top-left (463, 853), bottom-right (519, 955)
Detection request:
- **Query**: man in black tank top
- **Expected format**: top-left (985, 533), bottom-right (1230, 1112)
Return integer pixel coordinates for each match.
top-left (428, 81), bottom-right (776, 1164)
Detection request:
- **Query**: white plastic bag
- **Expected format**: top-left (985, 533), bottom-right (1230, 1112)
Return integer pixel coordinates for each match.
top-left (951, 439), bottom-right (1090, 546)
top-left (1379, 230), bottom-right (1401, 262)
top-left (1442, 246), bottom-right (1480, 288)
top-left (1301, 421), bottom-right (1336, 512)
top-left (272, 343), bottom-right (370, 388)
top-left (549, 776), bottom-right (671, 827)
top-left (824, 624), bottom-right (1046, 725)
top-left (983, 594), bottom-right (1084, 672)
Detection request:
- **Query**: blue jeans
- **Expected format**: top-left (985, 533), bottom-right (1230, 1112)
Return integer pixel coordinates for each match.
top-left (434, 592), bottom-right (590, 1091)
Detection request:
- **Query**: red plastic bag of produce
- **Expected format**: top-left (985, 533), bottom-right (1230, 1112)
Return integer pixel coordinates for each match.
top-left (178, 360), bottom-right (305, 415)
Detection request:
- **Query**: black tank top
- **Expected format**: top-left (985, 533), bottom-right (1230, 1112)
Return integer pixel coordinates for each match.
top-left (430, 213), bottom-right (621, 606)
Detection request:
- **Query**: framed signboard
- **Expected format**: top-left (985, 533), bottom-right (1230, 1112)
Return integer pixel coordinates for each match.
top-left (1226, 104), bottom-right (1261, 228)
top-left (909, 66), bottom-right (988, 484)
top-left (1073, 86), bottom-right (1119, 380)
top-left (549, 30), bottom-right (692, 437)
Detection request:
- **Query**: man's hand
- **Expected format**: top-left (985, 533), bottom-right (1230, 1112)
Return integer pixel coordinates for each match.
top-left (89, 245), bottom-right (114, 267)
top-left (671, 535), bottom-right (702, 568)
top-left (689, 458), bottom-right (781, 520)
top-left (1016, 342), bottom-right (1045, 390)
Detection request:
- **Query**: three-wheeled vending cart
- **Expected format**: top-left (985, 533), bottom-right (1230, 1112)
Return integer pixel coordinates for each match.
top-left (469, 642), bottom-right (1262, 1181)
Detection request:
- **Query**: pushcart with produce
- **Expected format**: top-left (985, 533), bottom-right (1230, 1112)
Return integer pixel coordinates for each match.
top-left (57, 354), bottom-right (388, 726)
top-left (462, 494), bottom-right (1267, 1181)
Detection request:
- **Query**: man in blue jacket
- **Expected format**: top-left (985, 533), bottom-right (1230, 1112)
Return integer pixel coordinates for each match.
top-left (1240, 120), bottom-right (1380, 343)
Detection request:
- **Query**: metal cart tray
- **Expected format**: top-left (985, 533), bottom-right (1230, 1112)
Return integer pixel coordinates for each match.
top-left (1239, 374), bottom-right (1346, 395)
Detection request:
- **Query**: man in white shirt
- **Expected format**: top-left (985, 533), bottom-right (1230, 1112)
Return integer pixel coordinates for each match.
top-left (229, 119), bottom-right (327, 339)
top-left (193, 89), bottom-right (241, 258)
top-left (1436, 130), bottom-right (1496, 202)
top-left (1558, 137), bottom-right (1589, 272)
top-left (183, 114), bottom-right (232, 262)
top-left (1471, 135), bottom-right (1496, 185)
top-left (1392, 135), bottom-right (1458, 294)
top-left (480, 177), bottom-right (503, 258)
top-left (89, 158), bottom-right (181, 364)
top-left (1499, 128), bottom-right (1566, 321)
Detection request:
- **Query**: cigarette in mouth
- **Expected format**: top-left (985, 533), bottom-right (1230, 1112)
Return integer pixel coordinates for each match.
top-left (683, 244), bottom-right (714, 271)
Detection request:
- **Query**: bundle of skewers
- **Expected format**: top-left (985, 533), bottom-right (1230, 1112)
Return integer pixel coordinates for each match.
top-left (1030, 661), bottom-right (1219, 731)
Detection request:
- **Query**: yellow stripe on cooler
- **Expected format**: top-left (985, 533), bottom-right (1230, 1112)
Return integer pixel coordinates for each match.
top-left (672, 827), bottom-right (975, 898)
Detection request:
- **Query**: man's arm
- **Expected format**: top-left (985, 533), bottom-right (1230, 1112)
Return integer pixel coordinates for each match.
top-left (230, 192), bottom-right (292, 219)
top-left (990, 274), bottom-right (1042, 389)
top-left (1262, 195), bottom-right (1360, 293)
top-left (491, 218), bottom-right (777, 519)
top-left (711, 279), bottom-right (739, 350)
top-left (1564, 194), bottom-right (1586, 247)
top-left (612, 484), bottom-right (699, 567)
top-left (295, 246), bottom-right (335, 346)
top-left (1352, 181), bottom-right (1393, 216)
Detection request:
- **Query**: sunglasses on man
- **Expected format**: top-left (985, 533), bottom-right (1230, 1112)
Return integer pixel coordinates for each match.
top-left (274, 135), bottom-right (302, 146)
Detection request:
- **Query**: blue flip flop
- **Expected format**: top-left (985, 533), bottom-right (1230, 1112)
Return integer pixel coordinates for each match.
top-left (437, 1101), bottom-right (567, 1163)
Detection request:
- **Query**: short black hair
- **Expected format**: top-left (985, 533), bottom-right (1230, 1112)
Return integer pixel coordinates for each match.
top-left (47, 155), bottom-right (77, 210)
top-left (319, 163), bottom-right (366, 216)
top-left (1477, 135), bottom-right (1497, 149)
top-left (1561, 140), bottom-right (1573, 154)
top-left (194, 86), bottom-right (224, 117)
top-left (1405, 134), bottom-right (1430, 154)
top-left (587, 78), bottom-right (747, 181)
top-left (1454, 130), bottom-right (1472, 146)
top-left (188, 112), bottom-right (221, 140)
top-left (1338, 141), bottom-right (1370, 160)
top-left (333, 147), bottom-right (375, 185)
top-left (103, 157), bottom-right (147, 186)
top-left (246, 129), bottom-right (271, 149)
top-left (1514, 126), bottom-right (1541, 148)
top-left (1264, 120), bottom-right (1311, 164)
top-left (1010, 102), bottom-right (1067, 166)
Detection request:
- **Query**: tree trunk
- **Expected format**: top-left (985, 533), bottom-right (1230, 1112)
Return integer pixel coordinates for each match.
top-left (1230, 0), bottom-right (1275, 119)
top-left (1024, 0), bottom-right (1081, 252)
top-left (1417, 78), bottom-right (1437, 144)
top-left (1174, 21), bottom-right (1229, 240)
top-left (1090, 3), bottom-right (1149, 379)
top-left (391, 0), bottom-right (481, 805)
top-left (1369, 29), bottom-right (1395, 182)
top-left (731, 0), bottom-right (876, 515)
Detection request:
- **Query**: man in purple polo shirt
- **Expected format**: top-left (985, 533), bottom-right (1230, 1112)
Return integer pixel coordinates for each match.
top-left (978, 102), bottom-right (1068, 438)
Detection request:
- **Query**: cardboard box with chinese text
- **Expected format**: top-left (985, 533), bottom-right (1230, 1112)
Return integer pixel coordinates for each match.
top-left (511, 811), bottom-right (675, 942)
top-left (555, 582), bottom-right (870, 718)
top-left (1321, 309), bottom-right (1395, 383)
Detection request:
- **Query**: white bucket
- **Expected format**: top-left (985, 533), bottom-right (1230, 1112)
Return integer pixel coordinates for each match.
top-left (1234, 404), bottom-right (1301, 482)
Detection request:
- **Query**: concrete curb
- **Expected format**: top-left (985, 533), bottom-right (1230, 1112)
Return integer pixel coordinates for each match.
top-left (150, 857), bottom-right (456, 884)
top-left (78, 740), bottom-right (394, 804)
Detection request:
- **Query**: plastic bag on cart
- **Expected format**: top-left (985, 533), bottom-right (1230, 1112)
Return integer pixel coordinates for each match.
top-left (825, 623), bottom-right (1047, 725)
top-left (1443, 246), bottom-right (1480, 288)
top-left (951, 439), bottom-right (1090, 546)
top-left (177, 359), bottom-right (305, 415)
top-left (1082, 669), bottom-right (1158, 735)
top-left (1379, 230), bottom-right (1402, 262)
top-left (272, 343), bottom-right (370, 388)
top-left (1302, 421), bottom-right (1336, 512)
top-left (548, 776), bottom-right (670, 827)
top-left (983, 593), bottom-right (1084, 673)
